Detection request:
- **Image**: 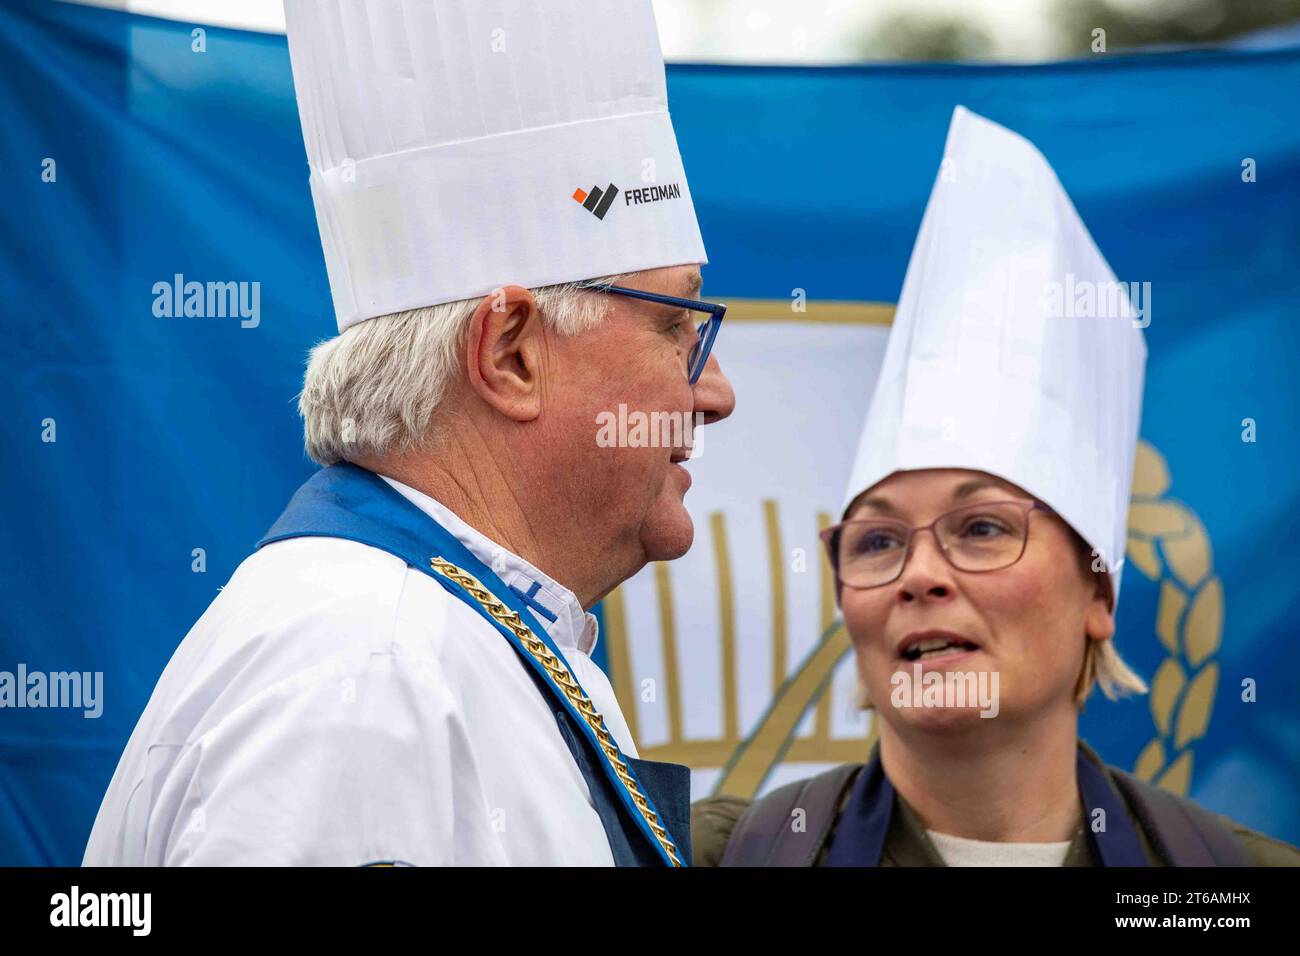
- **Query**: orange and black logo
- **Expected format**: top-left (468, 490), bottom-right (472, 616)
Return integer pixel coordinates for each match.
top-left (572, 183), bottom-right (619, 220)
top-left (573, 181), bottom-right (683, 220)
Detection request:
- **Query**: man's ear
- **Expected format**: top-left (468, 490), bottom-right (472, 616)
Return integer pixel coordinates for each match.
top-left (464, 285), bottom-right (545, 422)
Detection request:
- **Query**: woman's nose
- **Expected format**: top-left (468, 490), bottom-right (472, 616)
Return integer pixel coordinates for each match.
top-left (896, 528), bottom-right (955, 603)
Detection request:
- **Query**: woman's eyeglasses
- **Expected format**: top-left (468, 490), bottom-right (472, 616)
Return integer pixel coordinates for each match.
top-left (820, 500), bottom-right (1056, 590)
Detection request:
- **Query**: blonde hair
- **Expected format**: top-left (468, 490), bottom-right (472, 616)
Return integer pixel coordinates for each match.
top-left (299, 274), bottom-right (632, 466)
top-left (1074, 637), bottom-right (1148, 706)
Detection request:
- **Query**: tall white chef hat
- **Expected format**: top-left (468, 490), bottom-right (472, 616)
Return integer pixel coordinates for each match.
top-left (283, 0), bottom-right (706, 332)
top-left (842, 106), bottom-right (1147, 606)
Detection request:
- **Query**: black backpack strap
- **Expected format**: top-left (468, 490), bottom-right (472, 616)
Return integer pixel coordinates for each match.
top-left (720, 763), bottom-right (863, 867)
top-left (1108, 768), bottom-right (1254, 867)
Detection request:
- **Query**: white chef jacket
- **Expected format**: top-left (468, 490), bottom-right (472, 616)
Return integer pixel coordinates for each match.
top-left (83, 474), bottom-right (638, 866)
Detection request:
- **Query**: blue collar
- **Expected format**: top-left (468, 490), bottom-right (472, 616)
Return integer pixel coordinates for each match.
top-left (825, 741), bottom-right (1149, 867)
top-left (257, 463), bottom-right (687, 866)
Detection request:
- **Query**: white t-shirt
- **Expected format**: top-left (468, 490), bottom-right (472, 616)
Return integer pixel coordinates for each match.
top-left (926, 829), bottom-right (1073, 867)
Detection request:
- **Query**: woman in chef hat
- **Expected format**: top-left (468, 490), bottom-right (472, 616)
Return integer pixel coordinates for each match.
top-left (692, 107), bottom-right (1298, 868)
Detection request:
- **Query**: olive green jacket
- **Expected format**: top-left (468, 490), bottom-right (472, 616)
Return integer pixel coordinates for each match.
top-left (692, 740), bottom-right (1300, 867)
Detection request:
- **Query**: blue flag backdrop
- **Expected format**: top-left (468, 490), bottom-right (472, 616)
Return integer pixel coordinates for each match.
top-left (1, 0), bottom-right (1297, 865)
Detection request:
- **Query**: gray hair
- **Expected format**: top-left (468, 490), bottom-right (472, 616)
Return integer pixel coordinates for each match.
top-left (299, 275), bottom-right (632, 466)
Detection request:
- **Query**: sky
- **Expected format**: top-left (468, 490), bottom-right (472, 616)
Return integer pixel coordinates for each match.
top-left (56, 0), bottom-right (1105, 61)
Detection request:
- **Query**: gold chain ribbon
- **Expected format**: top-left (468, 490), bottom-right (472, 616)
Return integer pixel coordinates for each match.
top-left (429, 557), bottom-right (683, 867)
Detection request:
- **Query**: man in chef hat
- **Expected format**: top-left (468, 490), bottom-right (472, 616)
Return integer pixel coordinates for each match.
top-left (693, 106), bottom-right (1297, 867)
top-left (84, 0), bottom-right (733, 867)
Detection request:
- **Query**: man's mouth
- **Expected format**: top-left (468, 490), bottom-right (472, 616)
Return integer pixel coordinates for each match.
top-left (668, 451), bottom-right (692, 490)
top-left (897, 630), bottom-right (981, 662)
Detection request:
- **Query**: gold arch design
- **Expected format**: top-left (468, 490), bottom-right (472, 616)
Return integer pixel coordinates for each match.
top-left (603, 503), bottom-right (874, 786)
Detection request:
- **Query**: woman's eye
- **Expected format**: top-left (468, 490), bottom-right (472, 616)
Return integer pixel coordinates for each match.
top-left (961, 517), bottom-right (1009, 538)
top-left (855, 530), bottom-right (903, 554)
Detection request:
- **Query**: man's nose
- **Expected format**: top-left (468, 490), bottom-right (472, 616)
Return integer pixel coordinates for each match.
top-left (692, 354), bottom-right (736, 425)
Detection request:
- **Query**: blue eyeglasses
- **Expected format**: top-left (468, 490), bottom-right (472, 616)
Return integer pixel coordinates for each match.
top-left (577, 281), bottom-right (725, 385)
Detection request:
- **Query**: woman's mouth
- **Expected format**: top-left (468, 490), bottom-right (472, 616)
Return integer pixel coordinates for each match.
top-left (898, 631), bottom-right (981, 662)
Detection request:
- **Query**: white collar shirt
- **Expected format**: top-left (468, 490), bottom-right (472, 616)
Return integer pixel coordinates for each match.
top-left (83, 471), bottom-right (637, 866)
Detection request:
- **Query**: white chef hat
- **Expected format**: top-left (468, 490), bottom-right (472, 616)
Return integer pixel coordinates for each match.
top-left (283, 0), bottom-right (706, 332)
top-left (842, 106), bottom-right (1147, 605)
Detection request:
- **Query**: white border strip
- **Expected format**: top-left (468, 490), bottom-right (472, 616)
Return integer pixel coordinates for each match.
top-left (51, 0), bottom-right (288, 34)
